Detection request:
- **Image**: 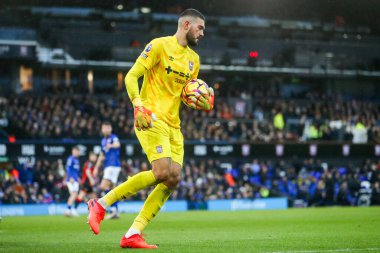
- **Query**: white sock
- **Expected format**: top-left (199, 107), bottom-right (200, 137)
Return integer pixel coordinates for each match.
top-left (97, 198), bottom-right (109, 209)
top-left (125, 227), bottom-right (141, 238)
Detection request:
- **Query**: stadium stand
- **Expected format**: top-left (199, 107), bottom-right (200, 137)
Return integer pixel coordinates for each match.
top-left (1, 157), bottom-right (380, 207)
top-left (0, 5), bottom-right (379, 210)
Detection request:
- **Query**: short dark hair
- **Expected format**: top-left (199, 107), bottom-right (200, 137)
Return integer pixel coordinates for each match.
top-left (102, 121), bottom-right (111, 126)
top-left (72, 146), bottom-right (80, 151)
top-left (179, 8), bottom-right (205, 21)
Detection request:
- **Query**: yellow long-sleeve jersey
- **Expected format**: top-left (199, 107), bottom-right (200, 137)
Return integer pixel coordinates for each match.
top-left (125, 35), bottom-right (200, 128)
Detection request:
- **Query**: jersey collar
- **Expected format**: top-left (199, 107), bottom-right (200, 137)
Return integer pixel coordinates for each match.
top-left (172, 35), bottom-right (188, 52)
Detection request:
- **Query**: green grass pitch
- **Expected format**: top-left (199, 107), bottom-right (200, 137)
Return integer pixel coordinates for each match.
top-left (1, 207), bottom-right (379, 253)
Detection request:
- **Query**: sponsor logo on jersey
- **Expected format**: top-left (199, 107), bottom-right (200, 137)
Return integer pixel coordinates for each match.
top-left (189, 61), bottom-right (194, 71)
top-left (165, 65), bottom-right (191, 80)
top-left (141, 53), bottom-right (148, 59)
top-left (156, 145), bottom-right (163, 154)
top-left (169, 56), bottom-right (174, 61)
top-left (145, 43), bottom-right (152, 52)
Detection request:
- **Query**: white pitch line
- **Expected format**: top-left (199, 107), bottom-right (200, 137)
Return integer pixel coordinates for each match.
top-left (266, 248), bottom-right (380, 253)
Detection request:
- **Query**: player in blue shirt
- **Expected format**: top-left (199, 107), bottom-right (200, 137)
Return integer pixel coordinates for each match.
top-left (94, 122), bottom-right (121, 219)
top-left (64, 146), bottom-right (81, 217)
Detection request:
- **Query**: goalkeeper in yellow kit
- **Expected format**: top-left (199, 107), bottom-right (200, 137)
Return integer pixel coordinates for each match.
top-left (87, 9), bottom-right (214, 249)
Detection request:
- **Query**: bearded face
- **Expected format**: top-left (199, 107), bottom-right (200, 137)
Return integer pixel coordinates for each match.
top-left (186, 26), bottom-right (199, 47)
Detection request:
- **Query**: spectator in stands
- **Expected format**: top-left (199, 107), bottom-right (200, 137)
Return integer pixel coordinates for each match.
top-left (309, 180), bottom-right (327, 206)
top-left (351, 120), bottom-right (368, 143)
top-left (371, 182), bottom-right (380, 205)
top-left (336, 181), bottom-right (352, 206)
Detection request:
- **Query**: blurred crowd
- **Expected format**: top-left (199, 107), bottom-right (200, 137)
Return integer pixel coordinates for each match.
top-left (2, 89), bottom-right (380, 143)
top-left (1, 158), bottom-right (380, 207)
top-left (2, 88), bottom-right (380, 207)
top-left (4, 95), bottom-right (135, 139)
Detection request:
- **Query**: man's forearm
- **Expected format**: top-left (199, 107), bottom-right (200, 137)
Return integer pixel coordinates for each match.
top-left (124, 61), bottom-right (146, 105)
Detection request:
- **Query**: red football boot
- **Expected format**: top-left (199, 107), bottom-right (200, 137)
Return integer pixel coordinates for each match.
top-left (120, 234), bottom-right (158, 249)
top-left (87, 199), bottom-right (105, 235)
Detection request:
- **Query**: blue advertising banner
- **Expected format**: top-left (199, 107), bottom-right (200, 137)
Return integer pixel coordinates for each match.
top-left (0, 200), bottom-right (188, 216)
top-left (208, 198), bottom-right (288, 211)
top-left (0, 198), bottom-right (287, 216)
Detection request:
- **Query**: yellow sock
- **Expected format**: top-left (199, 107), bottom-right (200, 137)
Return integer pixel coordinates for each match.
top-left (131, 183), bottom-right (172, 232)
top-left (102, 170), bottom-right (157, 207)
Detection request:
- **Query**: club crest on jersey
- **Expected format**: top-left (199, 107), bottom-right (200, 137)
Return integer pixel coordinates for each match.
top-left (189, 61), bottom-right (194, 71)
top-left (156, 145), bottom-right (163, 154)
top-left (145, 43), bottom-right (152, 53)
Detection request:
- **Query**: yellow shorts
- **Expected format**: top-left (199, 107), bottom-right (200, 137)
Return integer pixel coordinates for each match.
top-left (134, 119), bottom-right (184, 167)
